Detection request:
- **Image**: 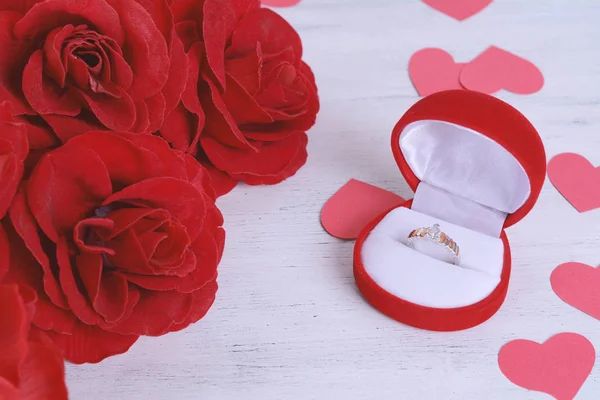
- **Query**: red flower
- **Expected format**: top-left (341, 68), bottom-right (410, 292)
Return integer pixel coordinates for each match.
top-left (0, 284), bottom-right (68, 400)
top-left (0, 0), bottom-right (188, 140)
top-left (160, 0), bottom-right (319, 194)
top-left (0, 102), bottom-right (28, 219)
top-left (4, 132), bottom-right (224, 364)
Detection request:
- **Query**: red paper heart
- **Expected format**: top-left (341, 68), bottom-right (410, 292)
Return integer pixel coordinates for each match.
top-left (409, 48), bottom-right (465, 97)
top-left (460, 46), bottom-right (544, 95)
top-left (321, 179), bottom-right (405, 240)
top-left (551, 262), bottom-right (600, 320)
top-left (498, 333), bottom-right (596, 400)
top-left (261, 0), bottom-right (302, 7)
top-left (548, 153), bottom-right (600, 212)
top-left (422, 0), bottom-right (492, 21)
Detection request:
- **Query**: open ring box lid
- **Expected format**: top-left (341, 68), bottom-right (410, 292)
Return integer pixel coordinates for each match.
top-left (353, 90), bottom-right (546, 331)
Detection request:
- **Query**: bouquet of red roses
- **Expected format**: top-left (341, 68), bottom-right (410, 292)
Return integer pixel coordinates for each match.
top-left (0, 0), bottom-right (318, 396)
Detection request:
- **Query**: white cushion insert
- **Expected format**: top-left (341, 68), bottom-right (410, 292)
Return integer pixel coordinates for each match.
top-left (361, 207), bottom-right (504, 309)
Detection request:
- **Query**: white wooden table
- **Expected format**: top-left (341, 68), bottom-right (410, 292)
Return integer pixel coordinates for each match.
top-left (66, 1), bottom-right (600, 398)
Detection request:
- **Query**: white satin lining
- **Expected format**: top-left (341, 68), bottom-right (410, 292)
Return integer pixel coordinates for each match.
top-left (400, 120), bottom-right (531, 237)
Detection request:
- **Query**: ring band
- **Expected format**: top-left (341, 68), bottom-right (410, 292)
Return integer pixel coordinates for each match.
top-left (407, 223), bottom-right (460, 265)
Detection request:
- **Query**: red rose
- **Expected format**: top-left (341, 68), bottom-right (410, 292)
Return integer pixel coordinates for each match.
top-left (0, 223), bottom-right (8, 278)
top-left (4, 132), bottom-right (224, 364)
top-left (161, 0), bottom-right (319, 194)
top-left (0, 102), bottom-right (28, 219)
top-left (0, 0), bottom-right (188, 140)
top-left (0, 284), bottom-right (68, 400)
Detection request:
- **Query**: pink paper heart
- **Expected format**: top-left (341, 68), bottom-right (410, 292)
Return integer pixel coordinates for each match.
top-left (422, 0), bottom-right (492, 21)
top-left (460, 46), bottom-right (544, 95)
top-left (552, 262), bottom-right (600, 320)
top-left (499, 333), bottom-right (596, 400)
top-left (261, 0), bottom-right (302, 7)
top-left (409, 48), bottom-right (465, 97)
top-left (548, 153), bottom-right (600, 212)
top-left (321, 179), bottom-right (405, 240)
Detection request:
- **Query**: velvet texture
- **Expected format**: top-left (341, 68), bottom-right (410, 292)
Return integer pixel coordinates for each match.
top-left (161, 0), bottom-right (319, 193)
top-left (0, 284), bottom-right (68, 400)
top-left (3, 132), bottom-right (225, 364)
top-left (354, 91), bottom-right (547, 331)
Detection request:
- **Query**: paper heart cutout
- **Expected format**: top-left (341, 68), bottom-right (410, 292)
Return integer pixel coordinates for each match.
top-left (548, 153), bottom-right (600, 212)
top-left (261, 0), bottom-right (302, 6)
top-left (551, 262), bottom-right (600, 320)
top-left (422, 0), bottom-right (492, 20)
top-left (460, 46), bottom-right (544, 95)
top-left (321, 179), bottom-right (405, 240)
top-left (409, 48), bottom-right (465, 97)
top-left (499, 333), bottom-right (596, 400)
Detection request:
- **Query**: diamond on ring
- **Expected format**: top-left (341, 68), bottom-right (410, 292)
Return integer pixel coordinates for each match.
top-left (406, 223), bottom-right (460, 265)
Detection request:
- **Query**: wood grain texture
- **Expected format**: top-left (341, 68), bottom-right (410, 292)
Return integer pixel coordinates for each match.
top-left (66, 0), bottom-right (600, 398)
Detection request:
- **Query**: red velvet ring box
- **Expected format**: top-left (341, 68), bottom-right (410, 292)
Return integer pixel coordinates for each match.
top-left (353, 90), bottom-right (546, 331)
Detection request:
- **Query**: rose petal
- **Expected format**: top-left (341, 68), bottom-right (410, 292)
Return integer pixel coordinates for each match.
top-left (56, 237), bottom-right (103, 325)
top-left (222, 74), bottom-right (273, 125)
top-left (0, 284), bottom-right (31, 387)
top-left (104, 43), bottom-right (134, 90)
top-left (9, 189), bottom-right (70, 309)
top-left (66, 131), bottom-right (188, 184)
top-left (14, 0), bottom-right (125, 44)
top-left (162, 35), bottom-right (189, 116)
top-left (106, 226), bottom-right (154, 275)
top-left (167, 279), bottom-right (217, 332)
top-left (66, 56), bottom-right (93, 91)
top-left (202, 0), bottom-right (235, 89)
top-left (0, 379), bottom-right (19, 400)
top-left (123, 249), bottom-right (197, 291)
top-left (0, 106), bottom-right (28, 218)
top-left (228, 8), bottom-right (302, 62)
top-left (134, 0), bottom-right (173, 44)
top-left (202, 161), bottom-right (239, 197)
top-left (105, 0), bottom-right (170, 99)
top-left (202, 132), bottom-right (308, 185)
top-left (75, 251), bottom-right (137, 323)
top-left (0, 11), bottom-right (35, 115)
top-left (17, 115), bottom-right (58, 151)
top-left (22, 50), bottom-right (81, 116)
top-left (174, 20), bottom-right (200, 52)
top-left (102, 208), bottom-right (167, 240)
top-left (184, 154), bottom-right (218, 200)
top-left (42, 112), bottom-right (104, 142)
top-left (76, 85), bottom-right (137, 131)
top-left (144, 91), bottom-right (166, 133)
top-left (43, 25), bottom-right (78, 87)
top-left (131, 99), bottom-right (150, 133)
top-left (103, 177), bottom-right (208, 241)
top-left (45, 322), bottom-right (139, 364)
top-left (32, 299), bottom-right (77, 335)
top-left (27, 145), bottom-right (112, 240)
top-left (201, 77), bottom-right (252, 149)
top-left (73, 218), bottom-right (116, 255)
top-left (161, 103), bottom-right (198, 153)
top-left (0, 225), bottom-right (8, 279)
top-left (224, 44), bottom-right (262, 96)
top-left (165, 230), bottom-right (221, 293)
top-left (19, 329), bottom-right (69, 400)
top-left (107, 289), bottom-right (194, 336)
